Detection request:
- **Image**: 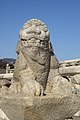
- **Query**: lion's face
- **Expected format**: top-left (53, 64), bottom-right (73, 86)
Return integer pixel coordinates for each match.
top-left (19, 19), bottom-right (50, 49)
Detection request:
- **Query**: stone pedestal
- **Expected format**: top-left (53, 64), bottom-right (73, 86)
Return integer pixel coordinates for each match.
top-left (0, 94), bottom-right (80, 120)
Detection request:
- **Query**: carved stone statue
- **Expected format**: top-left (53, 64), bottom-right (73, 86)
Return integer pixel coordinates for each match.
top-left (9, 18), bottom-right (76, 96)
top-left (0, 19), bottom-right (80, 120)
top-left (10, 19), bottom-right (51, 96)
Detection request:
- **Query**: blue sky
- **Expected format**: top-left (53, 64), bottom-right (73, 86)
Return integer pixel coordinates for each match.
top-left (0, 0), bottom-right (80, 61)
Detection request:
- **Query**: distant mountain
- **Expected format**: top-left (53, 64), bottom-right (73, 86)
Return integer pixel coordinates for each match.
top-left (1, 58), bottom-right (16, 64)
top-left (0, 58), bottom-right (16, 69)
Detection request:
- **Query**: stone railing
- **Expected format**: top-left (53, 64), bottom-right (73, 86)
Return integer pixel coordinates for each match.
top-left (0, 73), bottom-right (13, 80)
top-left (59, 59), bottom-right (80, 76)
top-left (59, 59), bottom-right (80, 67)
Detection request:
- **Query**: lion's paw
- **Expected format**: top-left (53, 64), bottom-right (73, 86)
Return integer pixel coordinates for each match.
top-left (22, 80), bottom-right (44, 96)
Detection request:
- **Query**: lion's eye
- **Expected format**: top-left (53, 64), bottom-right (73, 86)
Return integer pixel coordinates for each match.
top-left (40, 40), bottom-right (48, 46)
top-left (21, 39), bottom-right (26, 41)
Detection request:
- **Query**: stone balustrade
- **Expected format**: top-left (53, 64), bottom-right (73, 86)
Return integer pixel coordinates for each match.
top-left (59, 59), bottom-right (80, 67)
top-left (0, 73), bottom-right (13, 80)
top-left (59, 59), bottom-right (80, 76)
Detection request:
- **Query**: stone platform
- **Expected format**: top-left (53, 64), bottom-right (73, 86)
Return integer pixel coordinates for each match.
top-left (0, 94), bottom-right (80, 120)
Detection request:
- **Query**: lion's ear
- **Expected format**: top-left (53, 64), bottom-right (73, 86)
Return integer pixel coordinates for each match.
top-left (49, 41), bottom-right (54, 52)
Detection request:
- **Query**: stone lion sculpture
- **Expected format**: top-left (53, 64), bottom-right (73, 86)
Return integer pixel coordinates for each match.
top-left (9, 18), bottom-right (76, 97)
top-left (9, 19), bottom-right (51, 96)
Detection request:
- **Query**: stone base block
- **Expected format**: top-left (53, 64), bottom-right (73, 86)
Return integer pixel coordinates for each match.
top-left (0, 94), bottom-right (80, 120)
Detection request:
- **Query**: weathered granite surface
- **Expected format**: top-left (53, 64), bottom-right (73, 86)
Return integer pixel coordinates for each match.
top-left (0, 94), bottom-right (80, 120)
top-left (10, 18), bottom-right (77, 97)
top-left (0, 19), bottom-right (80, 120)
top-left (11, 19), bottom-right (52, 96)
